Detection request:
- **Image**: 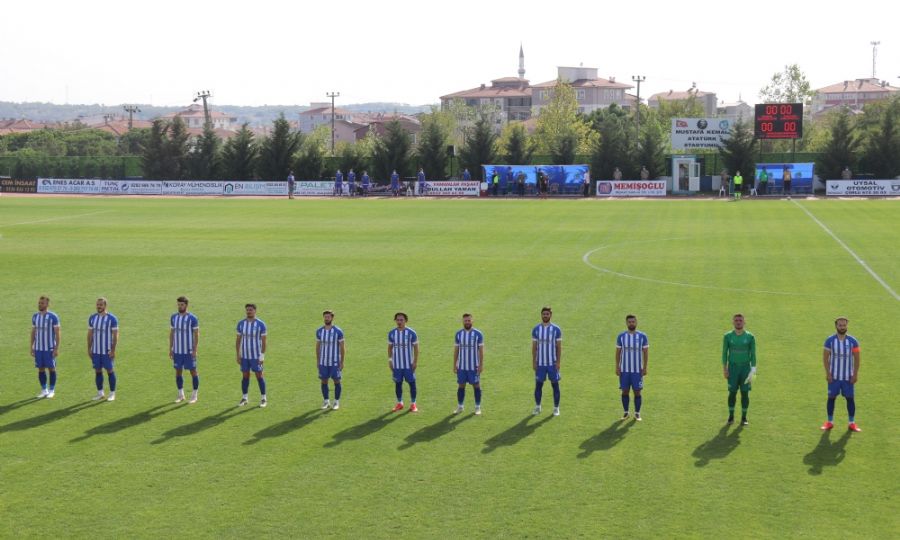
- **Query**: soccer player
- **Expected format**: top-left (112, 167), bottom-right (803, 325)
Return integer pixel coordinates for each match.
top-left (616, 314), bottom-right (648, 421)
top-left (347, 169), bottom-right (356, 197)
top-left (87, 297), bottom-right (119, 402)
top-left (821, 317), bottom-right (862, 432)
top-left (31, 296), bottom-right (60, 398)
top-left (334, 169), bottom-right (343, 197)
top-left (416, 167), bottom-right (426, 196)
top-left (390, 169), bottom-right (400, 196)
top-left (316, 310), bottom-right (345, 410)
top-left (388, 312), bottom-right (419, 412)
top-left (722, 313), bottom-right (756, 425)
top-left (532, 307), bottom-right (562, 416)
top-left (453, 313), bottom-right (484, 415)
top-left (361, 171), bottom-right (370, 196)
top-left (236, 303), bottom-right (267, 408)
top-left (287, 170), bottom-right (295, 199)
top-left (170, 296), bottom-right (199, 404)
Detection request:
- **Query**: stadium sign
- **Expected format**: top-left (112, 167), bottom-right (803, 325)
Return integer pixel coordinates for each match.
top-left (826, 179), bottom-right (900, 197)
top-left (595, 180), bottom-right (667, 197)
top-left (38, 178), bottom-right (124, 194)
top-left (671, 118), bottom-right (732, 150)
top-left (0, 178), bottom-right (37, 193)
top-left (423, 181), bottom-right (479, 196)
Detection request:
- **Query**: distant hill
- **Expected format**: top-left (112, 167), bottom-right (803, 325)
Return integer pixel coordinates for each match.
top-left (0, 101), bottom-right (435, 127)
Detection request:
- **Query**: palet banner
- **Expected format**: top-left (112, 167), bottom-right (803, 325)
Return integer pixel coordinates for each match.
top-left (826, 179), bottom-right (900, 197)
top-left (595, 180), bottom-right (667, 197)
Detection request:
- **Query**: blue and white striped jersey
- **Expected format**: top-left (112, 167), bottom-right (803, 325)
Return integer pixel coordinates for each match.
top-left (389, 327), bottom-right (418, 369)
top-left (170, 313), bottom-right (199, 355)
top-left (362, 174), bottom-right (370, 186)
top-left (335, 172), bottom-right (343, 186)
top-left (316, 325), bottom-right (344, 366)
top-left (616, 331), bottom-right (649, 373)
top-left (237, 319), bottom-right (267, 360)
top-left (455, 328), bottom-right (484, 371)
top-left (88, 313), bottom-right (118, 354)
top-left (824, 334), bottom-right (860, 381)
top-left (348, 172), bottom-right (356, 185)
top-left (532, 323), bottom-right (562, 366)
top-left (32, 311), bottom-right (60, 351)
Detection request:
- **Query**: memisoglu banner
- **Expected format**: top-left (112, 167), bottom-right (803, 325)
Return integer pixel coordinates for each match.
top-left (595, 180), bottom-right (666, 197)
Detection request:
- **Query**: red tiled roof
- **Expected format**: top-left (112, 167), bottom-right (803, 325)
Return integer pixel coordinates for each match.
top-left (816, 79), bottom-right (899, 94)
top-left (441, 85), bottom-right (532, 100)
top-left (531, 78), bottom-right (632, 89)
top-left (649, 89), bottom-right (714, 101)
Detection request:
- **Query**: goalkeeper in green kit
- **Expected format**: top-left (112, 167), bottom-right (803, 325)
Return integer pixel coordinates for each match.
top-left (722, 313), bottom-right (756, 425)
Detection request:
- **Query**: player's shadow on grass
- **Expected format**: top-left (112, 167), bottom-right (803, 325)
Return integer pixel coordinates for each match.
top-left (803, 430), bottom-right (851, 476)
top-left (323, 411), bottom-right (402, 448)
top-left (70, 403), bottom-right (180, 443)
top-left (482, 415), bottom-right (553, 454)
top-left (244, 409), bottom-right (323, 445)
top-left (151, 406), bottom-right (252, 444)
top-left (398, 413), bottom-right (474, 450)
top-left (577, 419), bottom-right (634, 458)
top-left (692, 424), bottom-right (743, 467)
top-left (0, 397), bottom-right (40, 417)
top-left (0, 400), bottom-right (103, 434)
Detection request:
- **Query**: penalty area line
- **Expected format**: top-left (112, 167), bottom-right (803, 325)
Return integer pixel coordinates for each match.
top-left (792, 199), bottom-right (899, 302)
top-left (0, 210), bottom-right (114, 229)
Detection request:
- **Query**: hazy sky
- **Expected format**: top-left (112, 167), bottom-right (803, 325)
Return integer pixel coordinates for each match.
top-left (2, 0), bottom-right (897, 109)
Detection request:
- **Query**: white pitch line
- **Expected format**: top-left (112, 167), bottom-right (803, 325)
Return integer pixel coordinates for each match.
top-left (0, 210), bottom-right (113, 228)
top-left (582, 239), bottom-right (883, 299)
top-left (792, 199), bottom-right (899, 302)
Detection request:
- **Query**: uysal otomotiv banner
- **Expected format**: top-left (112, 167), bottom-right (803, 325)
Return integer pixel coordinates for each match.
top-left (595, 180), bottom-right (667, 197)
top-left (0, 178), bottom-right (37, 193)
top-left (826, 179), bottom-right (900, 196)
top-left (423, 181), bottom-right (479, 196)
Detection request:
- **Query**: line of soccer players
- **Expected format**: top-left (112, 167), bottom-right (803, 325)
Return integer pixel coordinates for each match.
top-left (28, 297), bottom-right (863, 431)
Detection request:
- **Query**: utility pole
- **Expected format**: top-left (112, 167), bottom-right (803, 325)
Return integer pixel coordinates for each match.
top-left (870, 41), bottom-right (880, 78)
top-left (631, 75), bottom-right (646, 142)
top-left (194, 90), bottom-right (212, 127)
top-left (326, 91), bottom-right (340, 156)
top-left (123, 105), bottom-right (141, 130)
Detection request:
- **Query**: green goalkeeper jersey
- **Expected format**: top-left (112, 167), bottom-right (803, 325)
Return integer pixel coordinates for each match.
top-left (722, 330), bottom-right (756, 366)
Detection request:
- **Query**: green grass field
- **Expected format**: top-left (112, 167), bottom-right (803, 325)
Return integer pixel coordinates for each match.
top-left (1, 195), bottom-right (898, 538)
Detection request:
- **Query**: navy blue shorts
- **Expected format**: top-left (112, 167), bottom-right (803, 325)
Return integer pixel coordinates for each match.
top-left (457, 369), bottom-right (480, 385)
top-left (173, 353), bottom-right (196, 371)
top-left (535, 365), bottom-right (561, 382)
top-left (619, 372), bottom-right (644, 391)
top-left (318, 365), bottom-right (342, 380)
top-left (91, 353), bottom-right (114, 371)
top-left (828, 380), bottom-right (854, 398)
top-left (240, 358), bottom-right (263, 373)
top-left (392, 368), bottom-right (415, 383)
top-left (34, 350), bottom-right (56, 369)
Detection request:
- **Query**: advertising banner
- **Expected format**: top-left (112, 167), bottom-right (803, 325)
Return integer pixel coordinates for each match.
top-left (117, 181), bottom-right (162, 195)
top-left (423, 181), bottom-right (479, 196)
top-left (0, 178), bottom-right (37, 193)
top-left (671, 118), bottom-right (733, 150)
top-left (37, 178), bottom-right (124, 194)
top-left (826, 179), bottom-right (900, 196)
top-left (595, 180), bottom-right (667, 197)
top-left (293, 181), bottom-right (335, 196)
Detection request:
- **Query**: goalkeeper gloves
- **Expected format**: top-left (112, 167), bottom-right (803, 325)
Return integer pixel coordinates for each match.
top-left (744, 366), bottom-right (756, 384)
top-left (259, 353), bottom-right (265, 362)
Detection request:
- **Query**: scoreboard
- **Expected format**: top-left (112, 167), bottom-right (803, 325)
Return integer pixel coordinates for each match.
top-left (754, 103), bottom-right (803, 139)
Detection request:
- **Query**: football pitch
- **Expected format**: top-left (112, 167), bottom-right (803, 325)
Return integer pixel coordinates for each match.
top-left (0, 195), bottom-right (897, 538)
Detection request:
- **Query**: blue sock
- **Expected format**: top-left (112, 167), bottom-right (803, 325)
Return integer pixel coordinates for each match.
top-left (108, 372), bottom-right (117, 392)
top-left (474, 387), bottom-right (482, 406)
top-left (846, 398), bottom-right (855, 422)
top-left (176, 375), bottom-right (184, 390)
top-left (321, 383), bottom-right (329, 400)
top-left (534, 381), bottom-right (543, 405)
top-left (409, 381), bottom-right (417, 403)
top-left (95, 372), bottom-right (104, 391)
top-left (457, 387), bottom-right (465, 405)
top-left (257, 377), bottom-right (266, 395)
top-left (395, 381), bottom-right (403, 402)
top-left (635, 395), bottom-right (642, 413)
top-left (334, 383), bottom-right (342, 400)
top-left (551, 382), bottom-right (560, 407)
top-left (827, 397), bottom-right (835, 421)
top-left (39, 371), bottom-right (47, 389)
top-left (49, 371), bottom-right (57, 390)
top-left (621, 394), bottom-right (630, 412)
top-left (241, 377), bottom-right (250, 394)
top-left (192, 375), bottom-right (199, 390)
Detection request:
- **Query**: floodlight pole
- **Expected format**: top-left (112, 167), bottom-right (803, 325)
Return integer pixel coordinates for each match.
top-left (631, 75), bottom-right (646, 142)
top-left (870, 41), bottom-right (880, 78)
top-left (327, 91), bottom-right (340, 156)
top-left (194, 90), bottom-right (212, 128)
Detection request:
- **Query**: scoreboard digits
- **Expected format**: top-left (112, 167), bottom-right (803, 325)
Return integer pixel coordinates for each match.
top-left (754, 103), bottom-right (803, 139)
